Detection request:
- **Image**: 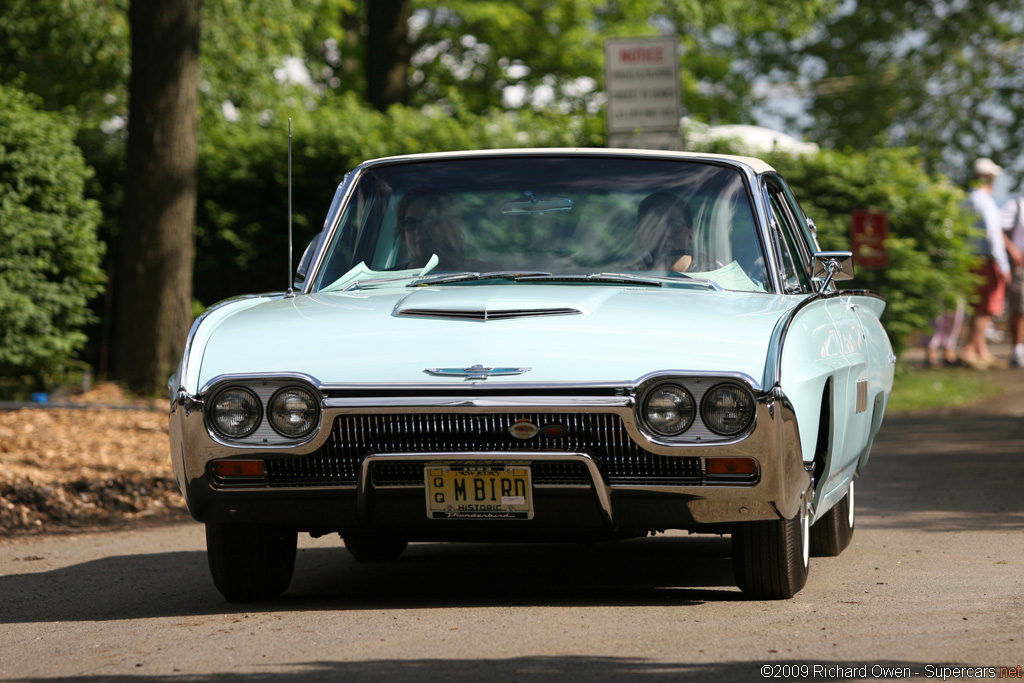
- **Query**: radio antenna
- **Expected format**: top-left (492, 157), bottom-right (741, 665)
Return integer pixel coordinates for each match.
top-left (285, 118), bottom-right (295, 298)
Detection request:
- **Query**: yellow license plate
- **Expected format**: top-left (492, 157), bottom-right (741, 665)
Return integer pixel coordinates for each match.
top-left (425, 464), bottom-right (533, 520)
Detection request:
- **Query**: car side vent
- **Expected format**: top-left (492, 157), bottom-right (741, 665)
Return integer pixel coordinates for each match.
top-left (856, 378), bottom-right (868, 413)
top-left (395, 308), bottom-right (581, 321)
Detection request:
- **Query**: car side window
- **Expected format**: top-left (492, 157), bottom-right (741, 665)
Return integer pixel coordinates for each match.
top-left (765, 179), bottom-right (812, 294)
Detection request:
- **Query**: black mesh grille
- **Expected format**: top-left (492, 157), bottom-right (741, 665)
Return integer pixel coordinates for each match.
top-left (263, 412), bottom-right (702, 488)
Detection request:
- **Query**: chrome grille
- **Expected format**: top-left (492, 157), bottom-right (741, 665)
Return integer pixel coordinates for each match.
top-left (263, 412), bottom-right (702, 488)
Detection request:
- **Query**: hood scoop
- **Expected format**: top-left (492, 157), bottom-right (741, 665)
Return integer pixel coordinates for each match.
top-left (393, 288), bottom-right (590, 322)
top-left (396, 307), bottom-right (581, 321)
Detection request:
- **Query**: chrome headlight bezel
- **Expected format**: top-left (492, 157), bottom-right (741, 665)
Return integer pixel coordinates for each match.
top-left (200, 374), bottom-right (324, 446)
top-left (633, 372), bottom-right (760, 445)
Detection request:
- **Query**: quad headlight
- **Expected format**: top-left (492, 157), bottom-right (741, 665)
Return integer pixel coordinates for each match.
top-left (701, 383), bottom-right (755, 436)
top-left (641, 384), bottom-right (696, 436)
top-left (208, 387), bottom-right (262, 439)
top-left (267, 385), bottom-right (320, 438)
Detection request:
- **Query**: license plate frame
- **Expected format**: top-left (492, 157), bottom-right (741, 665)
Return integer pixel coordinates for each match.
top-left (425, 464), bottom-right (533, 520)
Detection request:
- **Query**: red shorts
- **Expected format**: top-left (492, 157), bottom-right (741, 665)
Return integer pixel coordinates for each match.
top-left (974, 259), bottom-right (1006, 316)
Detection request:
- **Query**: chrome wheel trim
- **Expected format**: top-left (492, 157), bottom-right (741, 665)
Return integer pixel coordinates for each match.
top-left (848, 480), bottom-right (856, 529)
top-left (801, 496), bottom-right (810, 568)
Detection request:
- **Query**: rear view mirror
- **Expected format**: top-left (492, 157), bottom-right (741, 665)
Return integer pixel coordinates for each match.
top-left (811, 251), bottom-right (854, 292)
top-left (501, 190), bottom-right (573, 215)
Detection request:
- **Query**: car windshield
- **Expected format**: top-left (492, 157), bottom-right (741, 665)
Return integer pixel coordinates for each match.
top-left (311, 155), bottom-right (769, 293)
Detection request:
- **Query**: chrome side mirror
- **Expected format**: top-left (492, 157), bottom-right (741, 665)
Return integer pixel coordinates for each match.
top-left (811, 251), bottom-right (854, 292)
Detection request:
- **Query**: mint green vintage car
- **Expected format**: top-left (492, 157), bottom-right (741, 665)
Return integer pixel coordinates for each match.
top-left (169, 149), bottom-right (894, 601)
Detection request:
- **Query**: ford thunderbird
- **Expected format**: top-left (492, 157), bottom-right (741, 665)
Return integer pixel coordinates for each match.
top-left (169, 148), bottom-right (894, 601)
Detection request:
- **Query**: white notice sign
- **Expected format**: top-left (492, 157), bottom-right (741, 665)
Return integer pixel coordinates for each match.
top-left (604, 36), bottom-right (681, 136)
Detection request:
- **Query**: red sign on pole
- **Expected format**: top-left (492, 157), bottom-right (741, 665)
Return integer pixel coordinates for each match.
top-left (850, 210), bottom-right (889, 269)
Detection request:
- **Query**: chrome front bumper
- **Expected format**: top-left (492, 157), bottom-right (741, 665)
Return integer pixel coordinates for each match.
top-left (169, 386), bottom-right (810, 532)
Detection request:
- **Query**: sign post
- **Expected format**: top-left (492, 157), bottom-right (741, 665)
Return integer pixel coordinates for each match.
top-left (604, 36), bottom-right (682, 150)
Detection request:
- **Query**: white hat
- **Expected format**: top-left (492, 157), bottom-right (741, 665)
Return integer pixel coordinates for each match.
top-left (973, 158), bottom-right (1002, 177)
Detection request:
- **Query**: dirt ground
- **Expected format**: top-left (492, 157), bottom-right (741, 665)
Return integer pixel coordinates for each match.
top-left (0, 383), bottom-right (188, 535)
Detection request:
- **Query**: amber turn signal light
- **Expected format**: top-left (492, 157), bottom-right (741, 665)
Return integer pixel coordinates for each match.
top-left (705, 457), bottom-right (757, 475)
top-left (212, 460), bottom-right (266, 478)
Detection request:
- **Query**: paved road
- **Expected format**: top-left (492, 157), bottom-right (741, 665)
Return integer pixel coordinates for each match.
top-left (2, 375), bottom-right (1022, 681)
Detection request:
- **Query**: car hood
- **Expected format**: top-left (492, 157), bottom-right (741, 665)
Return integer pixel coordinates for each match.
top-left (193, 285), bottom-right (797, 389)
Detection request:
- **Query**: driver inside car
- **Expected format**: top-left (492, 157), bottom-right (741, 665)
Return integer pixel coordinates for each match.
top-left (396, 188), bottom-right (467, 270)
top-left (629, 191), bottom-right (697, 273)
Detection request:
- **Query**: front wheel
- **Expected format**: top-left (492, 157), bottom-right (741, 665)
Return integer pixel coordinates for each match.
top-left (810, 479), bottom-right (855, 557)
top-left (206, 523), bottom-right (297, 602)
top-left (731, 501), bottom-right (809, 599)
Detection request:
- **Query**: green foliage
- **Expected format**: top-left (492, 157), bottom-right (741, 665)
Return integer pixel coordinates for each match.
top-left (752, 0), bottom-right (1024, 184)
top-left (0, 0), bottom-right (346, 127)
top-left (0, 0), bottom-right (130, 127)
top-left (0, 86), bottom-right (106, 384)
top-left (199, 0), bottom-right (349, 118)
top-left (384, 0), bottom-right (830, 123)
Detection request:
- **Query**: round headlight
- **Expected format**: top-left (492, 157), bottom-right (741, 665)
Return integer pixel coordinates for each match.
top-left (209, 387), bottom-right (261, 439)
top-left (642, 384), bottom-right (696, 436)
top-left (267, 386), bottom-right (320, 438)
top-left (701, 384), bottom-right (755, 436)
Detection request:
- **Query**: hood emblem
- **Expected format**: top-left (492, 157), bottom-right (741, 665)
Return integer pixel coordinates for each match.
top-left (424, 365), bottom-right (531, 381)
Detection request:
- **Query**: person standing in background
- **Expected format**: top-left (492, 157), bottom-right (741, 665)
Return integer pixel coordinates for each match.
top-left (1001, 188), bottom-right (1024, 367)
top-left (962, 158), bottom-right (1011, 369)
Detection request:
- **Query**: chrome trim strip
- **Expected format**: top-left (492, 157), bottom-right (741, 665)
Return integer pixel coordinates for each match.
top-left (198, 371), bottom-right (323, 398)
top-left (397, 308), bottom-right (582, 321)
top-left (319, 369), bottom-right (763, 395)
top-left (634, 369), bottom-right (762, 393)
top-left (357, 451), bottom-right (614, 527)
top-left (301, 171), bottom-right (361, 295)
top-left (323, 396), bottom-right (633, 410)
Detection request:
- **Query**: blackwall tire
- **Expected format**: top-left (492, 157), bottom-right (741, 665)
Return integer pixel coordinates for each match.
top-left (731, 501), bottom-right (810, 599)
top-left (206, 523), bottom-right (297, 602)
top-left (810, 480), bottom-right (855, 557)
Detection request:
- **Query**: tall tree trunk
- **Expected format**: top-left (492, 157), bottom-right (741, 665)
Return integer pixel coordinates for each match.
top-left (366, 0), bottom-right (411, 110)
top-left (112, 0), bottom-right (200, 395)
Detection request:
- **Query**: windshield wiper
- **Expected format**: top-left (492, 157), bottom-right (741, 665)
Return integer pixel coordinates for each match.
top-left (513, 272), bottom-right (665, 287)
top-left (407, 270), bottom-right (722, 290)
top-left (343, 275), bottom-right (421, 292)
top-left (408, 271), bottom-right (552, 287)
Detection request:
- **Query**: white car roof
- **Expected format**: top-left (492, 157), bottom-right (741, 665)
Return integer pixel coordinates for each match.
top-left (360, 147), bottom-right (777, 176)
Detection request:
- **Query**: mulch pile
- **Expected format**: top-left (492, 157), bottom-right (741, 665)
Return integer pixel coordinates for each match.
top-left (0, 383), bottom-right (189, 535)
